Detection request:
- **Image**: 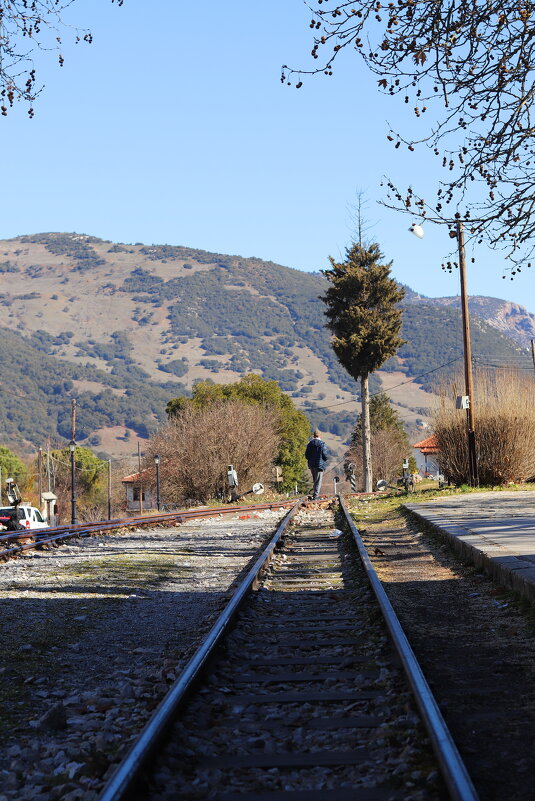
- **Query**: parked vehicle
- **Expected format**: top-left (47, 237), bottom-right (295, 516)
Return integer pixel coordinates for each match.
top-left (0, 504), bottom-right (48, 530)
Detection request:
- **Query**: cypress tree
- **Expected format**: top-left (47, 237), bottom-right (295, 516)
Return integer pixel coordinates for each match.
top-left (322, 242), bottom-right (405, 491)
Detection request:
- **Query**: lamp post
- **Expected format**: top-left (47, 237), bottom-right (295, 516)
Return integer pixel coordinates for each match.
top-left (107, 459), bottom-right (112, 521)
top-left (154, 454), bottom-right (161, 512)
top-left (410, 219), bottom-right (478, 486)
top-left (69, 440), bottom-right (77, 525)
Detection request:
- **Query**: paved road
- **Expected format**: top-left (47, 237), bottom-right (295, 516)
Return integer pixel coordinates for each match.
top-left (405, 490), bottom-right (535, 602)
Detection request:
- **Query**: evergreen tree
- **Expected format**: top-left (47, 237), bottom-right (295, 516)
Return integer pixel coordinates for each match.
top-left (322, 243), bottom-right (405, 491)
top-left (351, 393), bottom-right (407, 442)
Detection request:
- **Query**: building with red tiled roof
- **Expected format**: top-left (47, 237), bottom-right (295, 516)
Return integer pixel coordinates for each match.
top-left (413, 435), bottom-right (440, 475)
top-left (122, 468), bottom-right (156, 511)
top-left (413, 435), bottom-right (439, 454)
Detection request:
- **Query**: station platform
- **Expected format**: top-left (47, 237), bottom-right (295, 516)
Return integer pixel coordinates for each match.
top-left (405, 490), bottom-right (535, 603)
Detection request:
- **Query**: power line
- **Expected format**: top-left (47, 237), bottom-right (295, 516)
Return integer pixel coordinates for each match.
top-left (473, 360), bottom-right (534, 371)
top-left (305, 356), bottom-right (464, 413)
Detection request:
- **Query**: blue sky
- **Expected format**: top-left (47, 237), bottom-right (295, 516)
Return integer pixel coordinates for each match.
top-left (1, 0), bottom-right (534, 310)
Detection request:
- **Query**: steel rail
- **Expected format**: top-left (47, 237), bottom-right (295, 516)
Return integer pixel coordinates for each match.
top-left (338, 495), bottom-right (480, 801)
top-left (98, 498), bottom-right (303, 801)
top-left (0, 498), bottom-right (300, 561)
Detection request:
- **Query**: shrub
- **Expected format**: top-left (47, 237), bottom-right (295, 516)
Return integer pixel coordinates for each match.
top-left (433, 369), bottom-right (535, 485)
top-left (145, 400), bottom-right (280, 503)
top-left (166, 374), bottom-right (310, 490)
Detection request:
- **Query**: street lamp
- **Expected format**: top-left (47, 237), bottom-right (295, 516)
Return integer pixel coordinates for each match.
top-left (69, 440), bottom-right (78, 525)
top-left (410, 219), bottom-right (478, 486)
top-left (154, 454), bottom-right (161, 512)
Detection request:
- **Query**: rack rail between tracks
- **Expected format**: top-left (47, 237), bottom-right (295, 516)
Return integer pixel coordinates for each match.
top-left (97, 495), bottom-right (479, 801)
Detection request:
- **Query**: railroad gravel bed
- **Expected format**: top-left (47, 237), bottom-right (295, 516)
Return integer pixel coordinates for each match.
top-left (0, 509), bottom-right (287, 801)
top-left (350, 495), bottom-right (535, 801)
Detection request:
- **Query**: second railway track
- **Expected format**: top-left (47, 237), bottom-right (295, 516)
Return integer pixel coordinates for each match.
top-left (101, 499), bottom-right (477, 801)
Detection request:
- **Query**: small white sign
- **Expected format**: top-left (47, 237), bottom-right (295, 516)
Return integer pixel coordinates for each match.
top-left (456, 395), bottom-right (470, 409)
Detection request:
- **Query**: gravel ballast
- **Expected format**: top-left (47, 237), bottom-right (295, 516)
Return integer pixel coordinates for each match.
top-left (0, 510), bottom-right (287, 801)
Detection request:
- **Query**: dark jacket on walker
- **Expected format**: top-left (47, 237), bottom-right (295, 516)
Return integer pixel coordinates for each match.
top-left (305, 437), bottom-right (329, 470)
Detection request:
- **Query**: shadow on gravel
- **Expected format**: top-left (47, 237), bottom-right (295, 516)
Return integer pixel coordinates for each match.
top-left (0, 586), bottom-right (231, 741)
top-left (381, 574), bottom-right (535, 801)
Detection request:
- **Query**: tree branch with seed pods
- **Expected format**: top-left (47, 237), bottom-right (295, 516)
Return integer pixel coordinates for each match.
top-left (0, 0), bottom-right (123, 117)
top-left (283, 1), bottom-right (535, 271)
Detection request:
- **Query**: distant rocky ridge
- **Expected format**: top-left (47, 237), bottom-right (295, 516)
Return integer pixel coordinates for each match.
top-left (0, 232), bottom-right (531, 457)
top-left (415, 295), bottom-right (535, 348)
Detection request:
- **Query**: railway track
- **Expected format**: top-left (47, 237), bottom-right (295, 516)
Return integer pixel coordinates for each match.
top-left (99, 498), bottom-right (478, 801)
top-left (0, 499), bottom-right (299, 561)
top-left (0, 493), bottom-right (392, 562)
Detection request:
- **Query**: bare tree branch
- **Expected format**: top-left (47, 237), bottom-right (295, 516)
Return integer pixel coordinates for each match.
top-left (0, 0), bottom-right (123, 116)
top-left (284, 1), bottom-right (535, 268)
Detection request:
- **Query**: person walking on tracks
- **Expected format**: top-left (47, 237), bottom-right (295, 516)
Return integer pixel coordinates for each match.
top-left (305, 429), bottom-right (329, 500)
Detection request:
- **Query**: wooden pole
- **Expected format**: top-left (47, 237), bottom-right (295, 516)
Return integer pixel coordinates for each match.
top-left (107, 459), bottom-right (112, 520)
top-left (137, 441), bottom-right (143, 514)
top-left (70, 398), bottom-right (78, 524)
top-left (457, 222), bottom-right (478, 486)
top-left (47, 440), bottom-right (52, 493)
top-left (361, 374), bottom-right (373, 492)
top-left (37, 447), bottom-right (43, 507)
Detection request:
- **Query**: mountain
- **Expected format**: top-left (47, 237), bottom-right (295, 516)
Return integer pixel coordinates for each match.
top-left (414, 295), bottom-right (535, 349)
top-left (0, 232), bottom-right (532, 457)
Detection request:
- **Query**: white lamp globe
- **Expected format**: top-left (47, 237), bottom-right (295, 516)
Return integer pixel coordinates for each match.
top-left (410, 223), bottom-right (425, 239)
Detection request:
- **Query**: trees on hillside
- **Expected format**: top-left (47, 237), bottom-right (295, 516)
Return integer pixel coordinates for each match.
top-left (167, 374), bottom-right (310, 491)
top-left (0, 446), bottom-right (28, 492)
top-left (285, 1), bottom-right (535, 268)
top-left (346, 393), bottom-right (410, 485)
top-left (0, 1), bottom-right (123, 116)
top-left (46, 445), bottom-right (107, 521)
top-left (322, 243), bottom-right (405, 491)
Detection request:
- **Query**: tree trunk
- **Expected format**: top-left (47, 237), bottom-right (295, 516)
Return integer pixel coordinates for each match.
top-left (361, 374), bottom-right (373, 492)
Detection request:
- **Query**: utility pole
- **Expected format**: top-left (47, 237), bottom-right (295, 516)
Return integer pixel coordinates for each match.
top-left (37, 447), bottom-right (43, 506)
top-left (107, 459), bottom-right (112, 520)
top-left (457, 221), bottom-right (478, 487)
top-left (137, 441), bottom-right (143, 514)
top-left (70, 398), bottom-right (78, 525)
top-left (154, 454), bottom-right (161, 512)
top-left (47, 440), bottom-right (52, 493)
top-left (531, 339), bottom-right (535, 376)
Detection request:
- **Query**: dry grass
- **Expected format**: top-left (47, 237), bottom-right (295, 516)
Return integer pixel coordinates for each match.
top-left (433, 369), bottom-right (535, 485)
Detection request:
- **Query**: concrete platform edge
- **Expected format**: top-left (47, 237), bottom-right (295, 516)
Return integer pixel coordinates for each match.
top-left (404, 506), bottom-right (535, 604)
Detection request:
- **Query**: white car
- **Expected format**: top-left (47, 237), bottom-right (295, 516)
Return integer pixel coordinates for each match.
top-left (0, 505), bottom-right (49, 530)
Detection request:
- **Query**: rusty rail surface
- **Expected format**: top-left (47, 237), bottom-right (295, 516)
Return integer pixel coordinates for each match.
top-left (0, 490), bottom-right (391, 562)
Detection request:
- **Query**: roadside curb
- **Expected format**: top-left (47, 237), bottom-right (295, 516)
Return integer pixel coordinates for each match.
top-left (405, 504), bottom-right (535, 604)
